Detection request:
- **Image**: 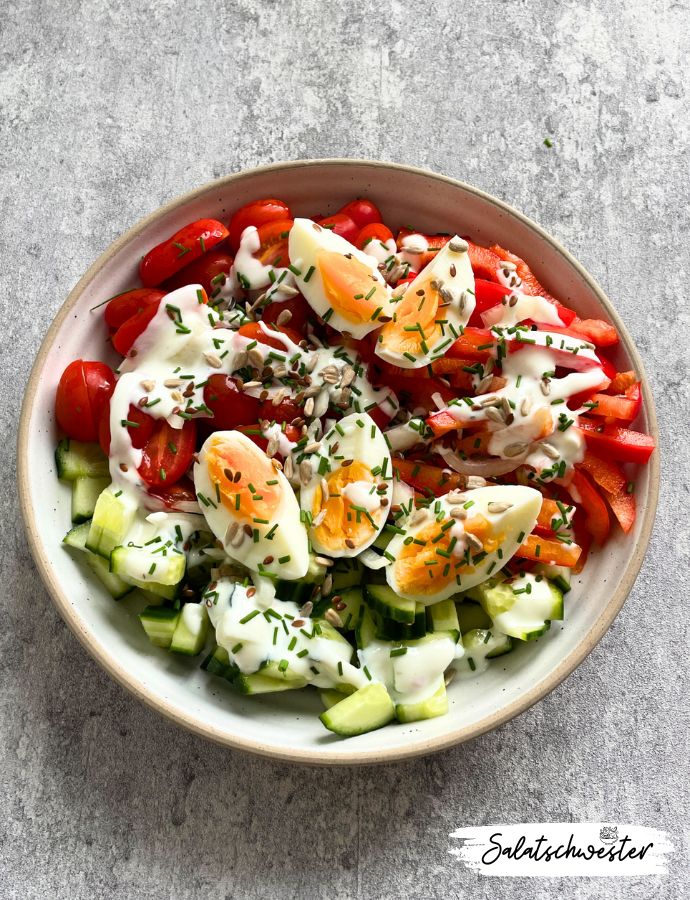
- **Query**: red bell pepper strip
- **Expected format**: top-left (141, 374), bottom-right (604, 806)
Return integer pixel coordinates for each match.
top-left (391, 458), bottom-right (464, 496)
top-left (536, 319), bottom-right (619, 347)
top-left (465, 240), bottom-right (503, 281)
top-left (605, 371), bottom-right (636, 394)
top-left (488, 243), bottom-right (555, 301)
top-left (580, 392), bottom-right (639, 422)
top-left (427, 409), bottom-right (462, 438)
top-left (140, 219), bottom-right (229, 288)
top-left (570, 507), bottom-right (591, 574)
top-left (445, 327), bottom-right (495, 362)
top-left (373, 374), bottom-right (455, 413)
top-left (577, 419), bottom-right (655, 465)
top-left (448, 372), bottom-right (507, 392)
top-left (515, 534), bottom-right (582, 568)
top-left (566, 468), bottom-right (610, 547)
top-left (602, 487), bottom-right (636, 534)
top-left (625, 381), bottom-right (642, 419)
top-left (468, 279), bottom-right (511, 326)
top-left (577, 451), bottom-right (627, 495)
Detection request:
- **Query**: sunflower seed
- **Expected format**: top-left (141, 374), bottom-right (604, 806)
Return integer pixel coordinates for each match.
top-left (501, 260), bottom-right (517, 272)
top-left (449, 239), bottom-right (469, 253)
top-left (243, 380), bottom-right (263, 389)
top-left (164, 378), bottom-right (184, 388)
top-left (392, 282), bottom-right (408, 298)
top-left (501, 397), bottom-right (512, 418)
top-left (170, 390), bottom-right (184, 403)
top-left (466, 476), bottom-right (487, 489)
top-left (140, 379), bottom-right (156, 392)
top-left (276, 284), bottom-right (299, 298)
top-left (430, 277), bottom-right (444, 291)
top-left (540, 379), bottom-right (551, 396)
top-left (225, 521), bottom-right (239, 545)
top-left (341, 365), bottom-right (355, 388)
top-left (479, 395), bottom-right (501, 408)
top-left (324, 608), bottom-right (343, 628)
top-left (233, 350), bottom-right (248, 371)
top-left (540, 441), bottom-right (560, 460)
top-left (275, 308), bottom-right (293, 326)
top-left (248, 349), bottom-right (264, 369)
top-left (273, 365), bottom-right (288, 379)
top-left (486, 407), bottom-right (506, 424)
top-left (321, 574), bottom-right (332, 597)
top-left (484, 356), bottom-right (495, 375)
top-left (204, 352), bottom-right (223, 369)
top-left (271, 387), bottom-right (286, 406)
top-left (312, 509), bottom-right (327, 528)
top-left (314, 556), bottom-right (333, 567)
top-left (271, 458), bottom-right (283, 471)
top-left (283, 455), bottom-right (294, 479)
top-left (230, 528), bottom-right (244, 548)
top-left (304, 441), bottom-right (321, 454)
top-left (504, 442), bottom-right (529, 457)
top-left (299, 459), bottom-right (312, 485)
top-left (476, 375), bottom-right (494, 395)
top-left (447, 490), bottom-right (467, 504)
top-left (521, 395), bottom-right (534, 416)
top-left (450, 507), bottom-right (467, 520)
top-left (299, 600), bottom-right (314, 618)
top-left (444, 668), bottom-right (457, 686)
top-left (321, 372), bottom-right (340, 385)
top-left (458, 291), bottom-right (468, 312)
top-left (488, 501), bottom-right (513, 514)
top-left (439, 285), bottom-right (454, 304)
top-left (304, 384), bottom-right (322, 399)
top-left (249, 293), bottom-right (266, 312)
top-left (410, 508), bottom-right (428, 526)
top-left (305, 353), bottom-right (319, 373)
top-left (466, 533), bottom-right (484, 552)
top-left (266, 434), bottom-right (280, 458)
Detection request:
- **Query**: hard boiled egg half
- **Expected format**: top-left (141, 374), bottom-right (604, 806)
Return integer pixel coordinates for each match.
top-left (385, 484), bottom-right (542, 603)
top-left (289, 218), bottom-right (393, 339)
top-left (194, 431), bottom-right (309, 580)
top-left (376, 237), bottom-right (476, 369)
top-left (300, 413), bottom-right (392, 558)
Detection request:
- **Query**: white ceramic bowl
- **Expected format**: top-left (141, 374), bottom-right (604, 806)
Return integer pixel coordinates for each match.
top-left (18, 160), bottom-right (659, 765)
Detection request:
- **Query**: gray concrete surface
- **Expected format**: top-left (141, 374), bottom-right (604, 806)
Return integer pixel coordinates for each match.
top-left (1, 0), bottom-right (687, 897)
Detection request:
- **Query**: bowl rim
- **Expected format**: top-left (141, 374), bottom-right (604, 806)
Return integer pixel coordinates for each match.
top-left (17, 158), bottom-right (660, 766)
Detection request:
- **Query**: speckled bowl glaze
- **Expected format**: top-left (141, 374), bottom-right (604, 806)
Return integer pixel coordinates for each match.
top-left (17, 160), bottom-right (659, 765)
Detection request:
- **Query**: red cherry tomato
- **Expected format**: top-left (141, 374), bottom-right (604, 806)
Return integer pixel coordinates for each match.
top-left (261, 293), bottom-right (311, 333)
top-left (105, 289), bottom-right (167, 329)
top-left (98, 401), bottom-right (155, 455)
top-left (368, 404), bottom-right (394, 431)
top-left (238, 322), bottom-right (303, 351)
top-left (161, 250), bottom-right (234, 298)
top-left (111, 300), bottom-right (162, 356)
top-left (147, 476), bottom-right (197, 509)
top-left (337, 199), bottom-right (383, 230)
top-left (140, 219), bottom-right (229, 288)
top-left (56, 360), bottom-right (116, 442)
top-left (227, 199), bottom-right (292, 254)
top-left (253, 219), bottom-right (293, 267)
top-left (318, 213), bottom-right (358, 243)
top-left (138, 418), bottom-right (197, 486)
top-left (203, 375), bottom-right (263, 430)
top-left (354, 223), bottom-right (395, 252)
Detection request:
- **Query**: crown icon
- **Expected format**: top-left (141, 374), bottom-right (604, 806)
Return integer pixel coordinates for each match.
top-left (599, 826), bottom-right (618, 844)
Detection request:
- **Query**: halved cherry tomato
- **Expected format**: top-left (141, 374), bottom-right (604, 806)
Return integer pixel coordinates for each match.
top-left (337, 199), bottom-right (383, 229)
top-left (105, 289), bottom-right (166, 329)
top-left (318, 214), bottom-right (358, 243)
top-left (261, 293), bottom-right (311, 334)
top-left (238, 322), bottom-right (303, 351)
top-left (161, 250), bottom-right (234, 298)
top-left (98, 401), bottom-right (155, 455)
top-left (138, 418), bottom-right (196, 486)
top-left (56, 360), bottom-right (116, 442)
top-left (140, 219), bottom-right (229, 288)
top-left (252, 219), bottom-right (293, 267)
top-left (147, 476), bottom-right (197, 509)
top-left (203, 375), bottom-right (262, 430)
top-left (354, 223), bottom-right (395, 253)
top-left (227, 199), bottom-right (291, 254)
top-left (111, 300), bottom-right (162, 356)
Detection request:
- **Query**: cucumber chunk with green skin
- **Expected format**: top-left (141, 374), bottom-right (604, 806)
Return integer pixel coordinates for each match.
top-left (86, 487), bottom-right (136, 560)
top-left (455, 601), bottom-right (492, 634)
top-left (463, 627), bottom-right (514, 660)
top-left (426, 599), bottom-right (460, 642)
top-left (372, 530), bottom-right (394, 552)
top-left (170, 603), bottom-right (210, 656)
top-left (55, 439), bottom-right (110, 480)
top-left (130, 579), bottom-right (182, 602)
top-left (86, 551), bottom-right (134, 600)
top-left (355, 605), bottom-right (377, 650)
top-left (201, 644), bottom-right (237, 679)
top-left (63, 520), bottom-right (92, 550)
top-left (275, 579), bottom-right (315, 607)
top-left (319, 688), bottom-right (348, 710)
top-left (319, 683), bottom-right (395, 736)
top-left (364, 583), bottom-right (417, 624)
top-left (331, 557), bottom-right (363, 592)
top-left (139, 606), bottom-right (181, 648)
top-left (532, 562), bottom-right (572, 593)
top-left (110, 545), bottom-right (186, 587)
top-left (71, 475), bottom-right (111, 524)
top-left (374, 603), bottom-right (426, 641)
top-left (234, 661), bottom-right (308, 695)
top-left (395, 679), bottom-right (448, 723)
top-left (473, 574), bottom-right (562, 641)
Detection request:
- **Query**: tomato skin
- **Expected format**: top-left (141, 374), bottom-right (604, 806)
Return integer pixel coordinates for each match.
top-left (98, 401), bottom-right (155, 455)
top-left (237, 322), bottom-right (303, 351)
top-left (111, 300), bottom-right (162, 356)
top-left (251, 219), bottom-right (293, 268)
top-left (140, 219), bottom-right (229, 288)
top-left (105, 289), bottom-right (166, 329)
top-left (147, 476), bottom-right (197, 509)
top-left (161, 250), bottom-right (234, 298)
top-left (318, 213), bottom-right (358, 243)
top-left (354, 223), bottom-right (395, 252)
top-left (261, 293), bottom-right (311, 333)
top-left (337, 199), bottom-right (383, 230)
top-left (138, 418), bottom-right (196, 486)
top-left (203, 375), bottom-right (263, 430)
top-left (83, 361), bottom-right (116, 426)
top-left (227, 199), bottom-right (292, 254)
top-left (56, 361), bottom-right (96, 441)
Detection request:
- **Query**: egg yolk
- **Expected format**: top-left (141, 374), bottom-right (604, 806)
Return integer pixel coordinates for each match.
top-left (311, 460), bottom-right (380, 552)
top-left (317, 250), bottom-right (388, 325)
top-left (206, 436), bottom-right (282, 522)
top-left (394, 513), bottom-right (499, 596)
top-left (380, 273), bottom-right (442, 355)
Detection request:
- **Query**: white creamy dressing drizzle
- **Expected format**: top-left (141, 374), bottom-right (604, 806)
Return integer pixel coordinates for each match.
top-left (482, 292), bottom-right (565, 329)
top-left (118, 510), bottom-right (205, 583)
top-left (398, 233), bottom-right (428, 273)
top-left (359, 635), bottom-right (458, 705)
top-left (362, 236), bottom-right (397, 267)
top-left (455, 628), bottom-right (509, 677)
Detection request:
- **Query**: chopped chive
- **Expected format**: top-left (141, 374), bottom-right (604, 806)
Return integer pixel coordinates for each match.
top-left (390, 647), bottom-right (408, 658)
top-left (239, 610), bottom-right (260, 624)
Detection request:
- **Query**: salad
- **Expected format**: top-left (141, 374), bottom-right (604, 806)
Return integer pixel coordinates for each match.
top-left (54, 195), bottom-right (655, 737)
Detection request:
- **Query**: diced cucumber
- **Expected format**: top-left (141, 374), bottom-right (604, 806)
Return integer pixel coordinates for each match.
top-left (395, 679), bottom-right (448, 723)
top-left (332, 586), bottom-right (364, 631)
top-left (533, 562), bottom-right (572, 594)
top-left (374, 603), bottom-right (426, 641)
top-left (55, 438), bottom-right (110, 480)
top-left (71, 475), bottom-right (111, 524)
top-left (364, 583), bottom-right (417, 624)
top-left (275, 579), bottom-right (315, 607)
top-left (319, 688), bottom-right (348, 710)
top-left (331, 557), bottom-right (363, 592)
top-left (319, 683), bottom-right (395, 736)
top-left (304, 552), bottom-right (327, 584)
top-left (355, 605), bottom-right (377, 650)
top-left (426, 599), bottom-right (460, 642)
top-left (473, 574), bottom-right (563, 642)
top-left (170, 603), bottom-right (210, 656)
top-left (311, 619), bottom-right (355, 658)
top-left (463, 627), bottom-right (514, 659)
top-left (455, 601), bottom-right (492, 634)
top-left (86, 551), bottom-right (134, 600)
top-left (372, 530), bottom-right (394, 551)
top-left (110, 545), bottom-right (186, 586)
top-left (130, 579), bottom-right (182, 602)
top-left (234, 661), bottom-right (308, 695)
top-left (139, 606), bottom-right (181, 648)
top-left (86, 487), bottom-right (136, 560)
top-left (201, 644), bottom-right (238, 679)
top-left (63, 520), bottom-right (91, 550)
